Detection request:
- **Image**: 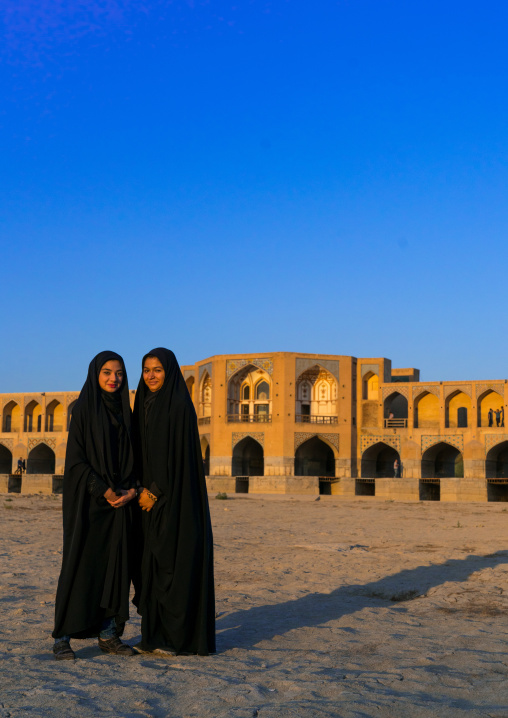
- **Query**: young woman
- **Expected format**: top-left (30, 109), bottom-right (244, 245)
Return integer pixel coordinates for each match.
top-left (133, 348), bottom-right (215, 656)
top-left (52, 351), bottom-right (139, 660)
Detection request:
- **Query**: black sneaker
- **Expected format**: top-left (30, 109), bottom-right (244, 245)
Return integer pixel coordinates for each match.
top-left (98, 636), bottom-right (135, 656)
top-left (53, 640), bottom-right (75, 661)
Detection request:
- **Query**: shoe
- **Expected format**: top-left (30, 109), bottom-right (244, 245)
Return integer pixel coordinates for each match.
top-left (98, 636), bottom-right (135, 656)
top-left (53, 640), bottom-right (75, 661)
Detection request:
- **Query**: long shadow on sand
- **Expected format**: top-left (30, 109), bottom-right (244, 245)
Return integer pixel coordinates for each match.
top-left (217, 550), bottom-right (508, 650)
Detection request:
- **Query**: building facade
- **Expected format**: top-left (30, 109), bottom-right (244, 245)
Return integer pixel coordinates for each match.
top-left (1, 351), bottom-right (508, 501)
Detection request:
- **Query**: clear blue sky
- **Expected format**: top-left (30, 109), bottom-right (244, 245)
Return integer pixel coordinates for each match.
top-left (1, 1), bottom-right (507, 392)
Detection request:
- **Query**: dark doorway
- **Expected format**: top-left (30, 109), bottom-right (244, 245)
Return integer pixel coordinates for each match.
top-left (235, 477), bottom-right (249, 493)
top-left (27, 444), bottom-right (55, 474)
top-left (232, 437), bottom-right (264, 476)
top-left (457, 407), bottom-right (468, 428)
top-left (319, 478), bottom-right (337, 495)
top-left (0, 444), bottom-right (12, 474)
top-left (295, 437), bottom-right (335, 476)
top-left (487, 481), bottom-right (508, 502)
top-left (485, 441), bottom-right (508, 479)
top-left (361, 442), bottom-right (400, 478)
top-left (52, 476), bottom-right (64, 494)
top-left (421, 443), bottom-right (463, 478)
top-left (8, 475), bottom-right (21, 493)
top-left (356, 479), bottom-right (375, 496)
top-left (419, 480), bottom-right (440, 501)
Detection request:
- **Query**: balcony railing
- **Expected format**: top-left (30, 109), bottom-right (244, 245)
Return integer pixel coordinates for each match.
top-left (384, 418), bottom-right (408, 428)
top-left (295, 414), bottom-right (338, 424)
top-left (198, 417), bottom-right (211, 425)
top-left (227, 414), bottom-right (272, 423)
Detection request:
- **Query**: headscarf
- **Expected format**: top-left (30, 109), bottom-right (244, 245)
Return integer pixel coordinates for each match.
top-left (70, 350), bottom-right (134, 488)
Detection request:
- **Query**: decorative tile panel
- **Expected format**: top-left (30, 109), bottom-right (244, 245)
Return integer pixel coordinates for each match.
top-left (0, 439), bottom-right (13, 450)
top-left (27, 437), bottom-right (56, 451)
top-left (413, 385), bottom-right (440, 399)
top-left (294, 432), bottom-right (340, 452)
top-left (232, 432), bottom-right (264, 449)
top-left (227, 359), bottom-right (273, 380)
top-left (475, 383), bottom-right (504, 399)
top-left (485, 434), bottom-right (508, 454)
top-left (199, 362), bottom-right (212, 382)
top-left (382, 385), bottom-right (408, 400)
top-left (295, 358), bottom-right (339, 382)
top-left (443, 384), bottom-right (472, 399)
top-left (421, 435), bottom-right (463, 453)
top-left (25, 395), bottom-right (40, 407)
top-left (361, 364), bottom-right (379, 378)
top-left (360, 435), bottom-right (400, 453)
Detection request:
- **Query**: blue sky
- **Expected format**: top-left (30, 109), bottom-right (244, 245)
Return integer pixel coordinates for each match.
top-left (1, 1), bottom-right (507, 391)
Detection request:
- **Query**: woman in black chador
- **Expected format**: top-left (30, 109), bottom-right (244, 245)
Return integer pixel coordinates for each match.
top-left (52, 351), bottom-right (139, 660)
top-left (133, 348), bottom-right (215, 655)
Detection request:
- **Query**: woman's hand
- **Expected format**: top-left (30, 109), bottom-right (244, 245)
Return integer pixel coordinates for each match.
top-left (138, 488), bottom-right (157, 512)
top-left (104, 488), bottom-right (136, 508)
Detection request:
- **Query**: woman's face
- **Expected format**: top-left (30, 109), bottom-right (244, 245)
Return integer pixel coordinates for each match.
top-left (98, 360), bottom-right (124, 393)
top-left (143, 357), bottom-right (165, 392)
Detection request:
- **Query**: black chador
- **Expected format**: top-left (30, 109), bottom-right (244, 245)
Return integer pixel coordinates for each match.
top-left (133, 348), bottom-right (215, 655)
top-left (53, 352), bottom-right (138, 640)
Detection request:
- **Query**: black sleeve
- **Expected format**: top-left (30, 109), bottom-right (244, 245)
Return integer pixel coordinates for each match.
top-left (87, 472), bottom-right (109, 499)
top-left (149, 482), bottom-right (162, 498)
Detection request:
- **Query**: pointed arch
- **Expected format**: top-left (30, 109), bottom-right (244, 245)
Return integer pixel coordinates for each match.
top-left (232, 436), bottom-right (264, 476)
top-left (46, 399), bottom-right (64, 432)
top-left (227, 364), bottom-right (272, 422)
top-left (294, 436), bottom-right (335, 477)
top-left (27, 443), bottom-right (55, 474)
top-left (477, 389), bottom-right (504, 428)
top-left (362, 371), bottom-right (379, 400)
top-left (421, 442), bottom-right (463, 478)
top-left (486, 440), bottom-right (508, 479)
top-left (444, 390), bottom-right (471, 428)
top-left (25, 400), bottom-right (42, 433)
top-left (383, 391), bottom-right (408, 427)
top-left (0, 443), bottom-right (12, 473)
top-left (361, 441), bottom-right (401, 478)
top-left (67, 400), bottom-right (77, 430)
top-left (200, 371), bottom-right (212, 417)
top-left (295, 364), bottom-right (338, 423)
top-left (3, 401), bottom-right (21, 432)
top-left (414, 391), bottom-right (440, 429)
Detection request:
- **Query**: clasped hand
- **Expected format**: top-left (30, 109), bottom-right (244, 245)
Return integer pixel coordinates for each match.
top-left (138, 489), bottom-right (157, 512)
top-left (104, 487), bottom-right (136, 508)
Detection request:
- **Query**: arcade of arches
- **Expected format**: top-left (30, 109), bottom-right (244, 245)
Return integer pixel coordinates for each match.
top-left (3, 353), bottom-right (508, 501)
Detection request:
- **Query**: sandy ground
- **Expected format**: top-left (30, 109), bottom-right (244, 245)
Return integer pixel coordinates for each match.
top-left (0, 493), bottom-right (507, 718)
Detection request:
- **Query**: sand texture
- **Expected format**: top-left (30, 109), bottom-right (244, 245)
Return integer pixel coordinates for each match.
top-left (0, 493), bottom-right (507, 718)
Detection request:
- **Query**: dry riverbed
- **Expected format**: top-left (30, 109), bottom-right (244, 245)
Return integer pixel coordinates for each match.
top-left (0, 493), bottom-right (507, 718)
